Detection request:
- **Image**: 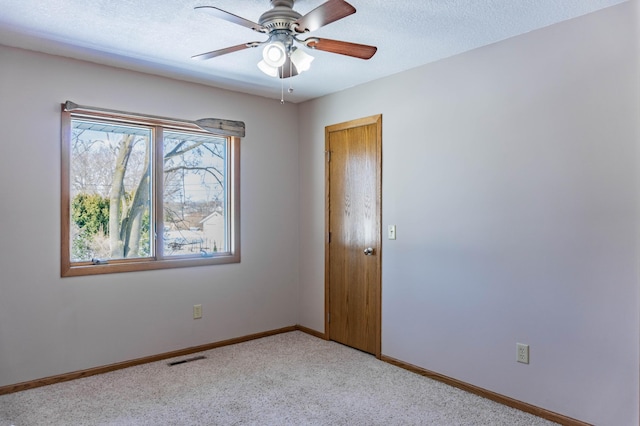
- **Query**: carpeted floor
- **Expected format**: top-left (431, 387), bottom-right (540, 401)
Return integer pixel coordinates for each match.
top-left (0, 331), bottom-right (557, 425)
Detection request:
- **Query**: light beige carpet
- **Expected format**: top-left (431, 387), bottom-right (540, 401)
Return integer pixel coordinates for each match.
top-left (0, 331), bottom-right (557, 425)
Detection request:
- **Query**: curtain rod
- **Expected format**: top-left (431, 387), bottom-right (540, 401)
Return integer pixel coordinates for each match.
top-left (63, 100), bottom-right (245, 138)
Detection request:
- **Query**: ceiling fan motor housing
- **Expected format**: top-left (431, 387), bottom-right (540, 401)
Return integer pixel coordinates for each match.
top-left (259, 0), bottom-right (302, 31)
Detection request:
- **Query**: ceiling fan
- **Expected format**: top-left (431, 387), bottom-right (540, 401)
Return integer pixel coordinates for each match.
top-left (192, 0), bottom-right (377, 79)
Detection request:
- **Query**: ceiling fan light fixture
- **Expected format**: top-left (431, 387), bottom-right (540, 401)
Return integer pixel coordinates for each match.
top-left (262, 41), bottom-right (287, 67)
top-left (258, 60), bottom-right (279, 77)
top-left (290, 47), bottom-right (314, 72)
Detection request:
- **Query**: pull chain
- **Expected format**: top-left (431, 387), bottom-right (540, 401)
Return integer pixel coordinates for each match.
top-left (288, 58), bottom-right (294, 94)
top-left (280, 68), bottom-right (284, 104)
top-left (279, 52), bottom-right (294, 104)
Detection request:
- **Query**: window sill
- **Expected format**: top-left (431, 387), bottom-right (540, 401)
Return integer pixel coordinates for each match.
top-left (61, 253), bottom-right (240, 277)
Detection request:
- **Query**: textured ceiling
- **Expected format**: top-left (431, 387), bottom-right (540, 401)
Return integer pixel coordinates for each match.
top-left (0, 0), bottom-right (626, 103)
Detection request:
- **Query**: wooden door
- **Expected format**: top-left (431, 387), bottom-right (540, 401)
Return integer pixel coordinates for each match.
top-left (325, 114), bottom-right (382, 357)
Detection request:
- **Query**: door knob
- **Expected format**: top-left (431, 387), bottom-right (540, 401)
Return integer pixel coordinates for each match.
top-left (363, 247), bottom-right (375, 256)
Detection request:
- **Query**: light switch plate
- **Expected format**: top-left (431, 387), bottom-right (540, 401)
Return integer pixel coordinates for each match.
top-left (388, 225), bottom-right (396, 240)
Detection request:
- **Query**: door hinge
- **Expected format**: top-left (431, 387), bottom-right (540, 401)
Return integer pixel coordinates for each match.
top-left (327, 312), bottom-right (330, 323)
top-left (327, 231), bottom-right (332, 243)
top-left (325, 150), bottom-right (331, 162)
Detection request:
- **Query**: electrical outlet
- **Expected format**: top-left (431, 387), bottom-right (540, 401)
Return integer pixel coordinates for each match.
top-left (193, 304), bottom-right (202, 319)
top-left (517, 343), bottom-right (529, 364)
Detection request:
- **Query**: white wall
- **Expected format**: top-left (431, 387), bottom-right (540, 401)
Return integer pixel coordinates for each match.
top-left (1, 2), bottom-right (638, 424)
top-left (298, 3), bottom-right (639, 425)
top-left (0, 46), bottom-right (300, 387)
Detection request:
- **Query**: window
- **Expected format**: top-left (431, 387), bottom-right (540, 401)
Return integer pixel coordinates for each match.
top-left (61, 103), bottom-right (241, 276)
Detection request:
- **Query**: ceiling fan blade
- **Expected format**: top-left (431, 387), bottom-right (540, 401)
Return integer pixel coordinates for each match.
top-left (195, 6), bottom-right (266, 33)
top-left (191, 43), bottom-right (259, 61)
top-left (293, 0), bottom-right (356, 33)
top-left (305, 38), bottom-right (377, 60)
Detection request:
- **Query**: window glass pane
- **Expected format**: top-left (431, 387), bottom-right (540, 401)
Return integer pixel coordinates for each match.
top-left (163, 131), bottom-right (227, 256)
top-left (70, 120), bottom-right (152, 262)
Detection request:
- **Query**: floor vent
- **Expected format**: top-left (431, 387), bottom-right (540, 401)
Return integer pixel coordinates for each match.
top-left (167, 355), bottom-right (206, 366)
